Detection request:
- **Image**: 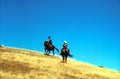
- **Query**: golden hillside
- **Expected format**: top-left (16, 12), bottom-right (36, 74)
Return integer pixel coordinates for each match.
top-left (0, 46), bottom-right (120, 79)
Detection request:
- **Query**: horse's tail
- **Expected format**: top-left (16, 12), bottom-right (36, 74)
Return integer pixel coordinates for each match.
top-left (68, 54), bottom-right (73, 58)
top-left (53, 45), bottom-right (59, 53)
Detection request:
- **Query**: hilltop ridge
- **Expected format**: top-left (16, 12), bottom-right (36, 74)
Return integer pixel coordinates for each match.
top-left (0, 46), bottom-right (120, 79)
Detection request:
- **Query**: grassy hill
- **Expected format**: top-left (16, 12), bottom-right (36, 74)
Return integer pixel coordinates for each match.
top-left (0, 46), bottom-right (120, 79)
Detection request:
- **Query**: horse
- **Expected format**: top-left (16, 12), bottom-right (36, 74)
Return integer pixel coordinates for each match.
top-left (60, 48), bottom-right (73, 63)
top-left (44, 41), bottom-right (59, 56)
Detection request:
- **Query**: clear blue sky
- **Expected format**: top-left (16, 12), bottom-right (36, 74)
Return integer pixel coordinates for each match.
top-left (1, 0), bottom-right (120, 71)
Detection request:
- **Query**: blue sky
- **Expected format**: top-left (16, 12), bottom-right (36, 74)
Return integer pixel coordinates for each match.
top-left (1, 0), bottom-right (120, 71)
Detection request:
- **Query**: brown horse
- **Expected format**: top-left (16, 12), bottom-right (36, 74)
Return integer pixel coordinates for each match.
top-left (60, 48), bottom-right (73, 63)
top-left (44, 41), bottom-right (59, 55)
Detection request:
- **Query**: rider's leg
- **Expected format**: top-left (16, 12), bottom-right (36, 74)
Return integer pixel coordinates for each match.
top-left (62, 55), bottom-right (64, 62)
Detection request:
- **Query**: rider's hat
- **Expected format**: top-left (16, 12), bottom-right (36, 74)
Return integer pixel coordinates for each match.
top-left (64, 41), bottom-right (67, 43)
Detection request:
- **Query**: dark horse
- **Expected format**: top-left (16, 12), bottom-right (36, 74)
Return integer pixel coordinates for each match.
top-left (44, 41), bottom-right (59, 55)
top-left (60, 48), bottom-right (73, 63)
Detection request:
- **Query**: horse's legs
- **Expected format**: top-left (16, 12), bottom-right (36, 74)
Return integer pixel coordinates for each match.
top-left (52, 49), bottom-right (54, 56)
top-left (65, 55), bottom-right (67, 63)
top-left (48, 50), bottom-right (50, 55)
top-left (45, 48), bottom-right (46, 53)
top-left (62, 55), bottom-right (64, 62)
top-left (45, 48), bottom-right (47, 54)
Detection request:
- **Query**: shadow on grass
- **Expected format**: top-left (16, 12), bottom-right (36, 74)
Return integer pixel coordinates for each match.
top-left (62, 73), bottom-right (82, 79)
top-left (0, 59), bottom-right (37, 74)
top-left (85, 73), bottom-right (107, 79)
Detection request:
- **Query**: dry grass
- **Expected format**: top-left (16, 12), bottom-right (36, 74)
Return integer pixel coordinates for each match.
top-left (0, 46), bottom-right (120, 79)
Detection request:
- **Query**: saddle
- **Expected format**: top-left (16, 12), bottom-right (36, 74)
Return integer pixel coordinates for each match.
top-left (48, 43), bottom-right (53, 48)
top-left (61, 48), bottom-right (69, 55)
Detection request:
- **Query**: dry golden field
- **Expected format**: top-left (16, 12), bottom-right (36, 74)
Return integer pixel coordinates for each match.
top-left (0, 46), bottom-right (120, 79)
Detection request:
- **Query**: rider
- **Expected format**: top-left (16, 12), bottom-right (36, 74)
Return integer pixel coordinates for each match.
top-left (63, 41), bottom-right (68, 49)
top-left (60, 41), bottom-right (69, 55)
top-left (48, 36), bottom-right (52, 45)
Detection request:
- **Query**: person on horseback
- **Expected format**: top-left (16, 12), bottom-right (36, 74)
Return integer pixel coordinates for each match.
top-left (60, 41), bottom-right (73, 63)
top-left (48, 36), bottom-right (52, 45)
top-left (60, 41), bottom-right (69, 55)
top-left (44, 36), bottom-right (59, 55)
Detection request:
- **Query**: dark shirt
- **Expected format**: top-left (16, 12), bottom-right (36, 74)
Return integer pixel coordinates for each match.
top-left (48, 39), bottom-right (52, 45)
